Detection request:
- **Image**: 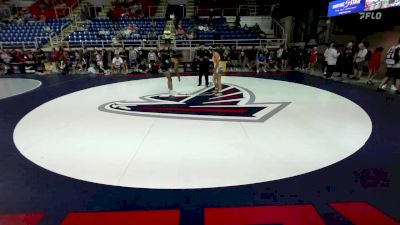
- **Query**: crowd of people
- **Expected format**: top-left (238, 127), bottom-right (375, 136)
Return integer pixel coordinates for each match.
top-left (1, 38), bottom-right (399, 94)
top-left (110, 0), bottom-right (146, 20)
top-left (320, 39), bottom-right (400, 93)
top-left (175, 17), bottom-right (267, 43)
top-left (0, 45), bottom-right (179, 75)
top-left (0, 44), bottom-right (301, 76)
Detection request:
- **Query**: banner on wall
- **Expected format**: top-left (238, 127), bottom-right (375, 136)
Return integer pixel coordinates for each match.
top-left (365, 0), bottom-right (400, 11)
top-left (328, 0), bottom-right (366, 17)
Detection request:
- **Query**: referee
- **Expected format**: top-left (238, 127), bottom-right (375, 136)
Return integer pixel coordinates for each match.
top-left (196, 42), bottom-right (211, 86)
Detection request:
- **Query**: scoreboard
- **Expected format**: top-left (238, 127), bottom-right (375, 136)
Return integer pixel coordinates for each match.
top-left (328, 0), bottom-right (400, 17)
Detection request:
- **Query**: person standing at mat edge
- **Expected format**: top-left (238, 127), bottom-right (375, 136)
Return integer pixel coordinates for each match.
top-left (324, 43), bottom-right (340, 79)
top-left (352, 42), bottom-right (369, 80)
top-left (196, 42), bottom-right (211, 86)
top-left (377, 39), bottom-right (400, 94)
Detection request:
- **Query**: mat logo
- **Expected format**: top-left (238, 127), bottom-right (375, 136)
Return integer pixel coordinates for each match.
top-left (99, 84), bottom-right (290, 122)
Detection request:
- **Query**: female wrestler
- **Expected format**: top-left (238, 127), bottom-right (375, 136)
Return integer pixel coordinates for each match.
top-left (212, 48), bottom-right (223, 96)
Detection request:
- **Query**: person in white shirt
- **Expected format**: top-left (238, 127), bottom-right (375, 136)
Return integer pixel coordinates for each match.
top-left (276, 45), bottom-right (284, 70)
top-left (43, 25), bottom-right (52, 35)
top-left (377, 39), bottom-right (400, 94)
top-left (111, 54), bottom-right (127, 73)
top-left (322, 43), bottom-right (332, 75)
top-left (353, 42), bottom-right (368, 80)
top-left (148, 50), bottom-right (157, 63)
top-left (129, 47), bottom-right (138, 70)
top-left (325, 43), bottom-right (340, 79)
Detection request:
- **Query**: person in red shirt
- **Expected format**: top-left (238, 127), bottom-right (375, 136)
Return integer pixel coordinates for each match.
top-left (14, 50), bottom-right (26, 63)
top-left (309, 47), bottom-right (318, 71)
top-left (367, 47), bottom-right (384, 85)
top-left (177, 25), bottom-right (186, 35)
top-left (51, 48), bottom-right (59, 62)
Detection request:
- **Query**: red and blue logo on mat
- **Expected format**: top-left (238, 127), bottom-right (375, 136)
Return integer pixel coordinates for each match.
top-left (99, 84), bottom-right (291, 122)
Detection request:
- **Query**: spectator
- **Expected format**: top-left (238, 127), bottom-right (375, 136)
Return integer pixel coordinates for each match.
top-left (119, 47), bottom-right (128, 62)
top-left (269, 50), bottom-right (278, 70)
top-left (82, 48), bottom-right (90, 67)
top-left (254, 23), bottom-right (261, 33)
top-left (377, 39), bottom-right (400, 94)
top-left (129, 47), bottom-right (138, 70)
top-left (98, 28), bottom-right (109, 39)
top-left (15, 50), bottom-right (26, 63)
top-left (234, 15), bottom-right (241, 29)
top-left (177, 25), bottom-right (186, 36)
top-left (325, 43), bottom-right (340, 79)
top-left (111, 54), bottom-right (127, 73)
top-left (228, 46), bottom-right (239, 71)
top-left (35, 48), bottom-right (46, 63)
top-left (309, 47), bottom-right (318, 71)
top-left (148, 50), bottom-right (157, 64)
top-left (138, 59), bottom-right (149, 73)
top-left (0, 50), bottom-right (12, 64)
top-left (95, 50), bottom-right (105, 73)
top-left (39, 0), bottom-right (51, 10)
top-left (39, 13), bottom-right (46, 22)
top-left (246, 46), bottom-right (257, 70)
top-left (74, 50), bottom-right (81, 61)
top-left (51, 48), bottom-right (59, 62)
top-left (148, 30), bottom-right (157, 40)
top-left (112, 36), bottom-right (119, 45)
top-left (367, 47), bottom-right (384, 85)
top-left (353, 42), bottom-right (368, 80)
top-left (322, 43), bottom-right (332, 75)
top-left (60, 58), bottom-right (69, 75)
top-left (58, 47), bottom-right (65, 61)
top-left (132, 2), bottom-right (139, 13)
top-left (277, 45), bottom-right (284, 69)
top-left (21, 9), bottom-right (33, 22)
top-left (43, 25), bottom-right (52, 35)
top-left (338, 41), bottom-right (355, 78)
top-left (198, 24), bottom-right (205, 31)
top-left (102, 49), bottom-right (109, 70)
top-left (256, 50), bottom-right (268, 73)
top-left (187, 32), bottom-right (194, 40)
top-left (0, 50), bottom-right (12, 74)
top-left (203, 24), bottom-right (209, 31)
top-left (74, 57), bottom-right (86, 72)
top-left (281, 46), bottom-right (289, 70)
top-left (46, 60), bottom-right (60, 75)
top-left (35, 48), bottom-right (46, 73)
top-left (297, 46), bottom-right (307, 70)
top-left (239, 47), bottom-right (246, 69)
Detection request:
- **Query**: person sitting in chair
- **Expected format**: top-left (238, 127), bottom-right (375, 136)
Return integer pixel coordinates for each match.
top-left (111, 54), bottom-right (127, 73)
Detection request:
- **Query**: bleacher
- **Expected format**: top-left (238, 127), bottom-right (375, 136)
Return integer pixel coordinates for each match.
top-left (111, 0), bottom-right (158, 19)
top-left (68, 17), bottom-right (166, 47)
top-left (0, 19), bottom-right (71, 48)
top-left (28, 0), bottom-right (79, 20)
top-left (0, 0), bottom-right (284, 50)
top-left (181, 18), bottom-right (258, 40)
